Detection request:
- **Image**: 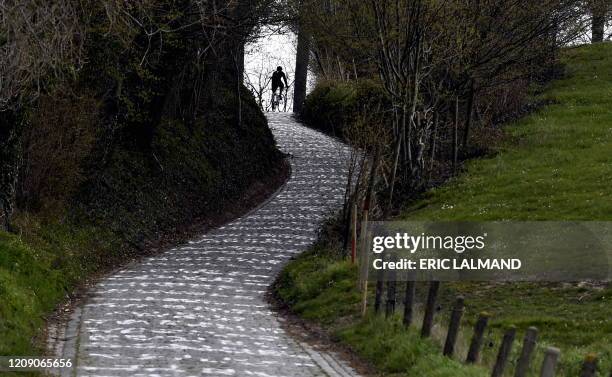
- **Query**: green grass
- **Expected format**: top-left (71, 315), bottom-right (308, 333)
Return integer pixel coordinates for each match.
top-left (276, 245), bottom-right (488, 377)
top-left (277, 246), bottom-right (611, 376)
top-left (0, 232), bottom-right (65, 356)
top-left (339, 316), bottom-right (488, 377)
top-left (277, 44), bottom-right (612, 376)
top-left (0, 218), bottom-right (121, 377)
top-left (404, 44), bottom-right (611, 221)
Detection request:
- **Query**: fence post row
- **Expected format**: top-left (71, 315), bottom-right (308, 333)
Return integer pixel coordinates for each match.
top-left (363, 281), bottom-right (609, 377)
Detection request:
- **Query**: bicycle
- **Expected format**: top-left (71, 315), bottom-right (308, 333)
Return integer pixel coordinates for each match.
top-left (270, 88), bottom-right (285, 112)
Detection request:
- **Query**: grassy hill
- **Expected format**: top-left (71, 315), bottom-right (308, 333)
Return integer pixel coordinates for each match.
top-left (404, 44), bottom-right (611, 221)
top-left (276, 43), bottom-right (612, 377)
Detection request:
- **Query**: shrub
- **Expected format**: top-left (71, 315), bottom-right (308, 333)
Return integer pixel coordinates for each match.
top-left (301, 79), bottom-right (390, 139)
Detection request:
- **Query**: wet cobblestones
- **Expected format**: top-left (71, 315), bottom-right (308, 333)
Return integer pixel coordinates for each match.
top-left (70, 113), bottom-right (356, 377)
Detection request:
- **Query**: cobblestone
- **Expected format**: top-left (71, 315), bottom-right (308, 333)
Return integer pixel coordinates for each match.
top-left (64, 113), bottom-right (357, 377)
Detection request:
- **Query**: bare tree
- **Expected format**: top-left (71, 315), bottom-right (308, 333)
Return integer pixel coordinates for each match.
top-left (245, 59), bottom-right (275, 110)
top-left (0, 0), bottom-right (85, 109)
top-left (299, 0), bottom-right (589, 214)
top-left (0, 0), bottom-right (86, 230)
top-left (370, 0), bottom-right (436, 208)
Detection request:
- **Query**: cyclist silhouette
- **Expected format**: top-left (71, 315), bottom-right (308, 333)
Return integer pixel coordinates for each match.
top-left (271, 66), bottom-right (288, 96)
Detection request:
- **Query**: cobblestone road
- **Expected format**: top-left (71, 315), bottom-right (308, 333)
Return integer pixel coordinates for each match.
top-left (59, 113), bottom-right (358, 377)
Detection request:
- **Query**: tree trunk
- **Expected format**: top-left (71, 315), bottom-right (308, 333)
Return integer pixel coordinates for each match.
top-left (237, 43), bottom-right (245, 83)
top-left (462, 82), bottom-right (475, 148)
top-left (592, 1), bottom-right (607, 43)
top-left (293, 17), bottom-right (311, 113)
top-left (234, 44), bottom-right (244, 127)
top-left (0, 110), bottom-right (19, 233)
top-left (452, 97), bottom-right (459, 174)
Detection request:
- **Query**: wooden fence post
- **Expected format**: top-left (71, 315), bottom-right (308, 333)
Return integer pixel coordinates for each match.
top-left (443, 296), bottom-right (465, 357)
top-left (374, 266), bottom-right (385, 314)
top-left (452, 96), bottom-right (459, 175)
top-left (358, 211), bottom-right (369, 291)
top-left (421, 281), bottom-right (440, 338)
top-left (491, 326), bottom-right (516, 377)
top-left (384, 255), bottom-right (397, 317)
top-left (539, 347), bottom-right (560, 377)
top-left (515, 327), bottom-right (538, 377)
top-left (466, 312), bottom-right (490, 363)
top-left (360, 230), bottom-right (372, 317)
top-left (385, 267), bottom-right (397, 318)
top-left (403, 280), bottom-right (416, 327)
top-left (579, 354), bottom-right (598, 377)
top-left (540, 347), bottom-right (561, 377)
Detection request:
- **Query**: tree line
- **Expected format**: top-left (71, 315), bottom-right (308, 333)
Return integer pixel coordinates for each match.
top-left (1, 1), bottom-right (610, 231)
top-left (0, 0), bottom-right (299, 231)
top-left (294, 0), bottom-right (610, 223)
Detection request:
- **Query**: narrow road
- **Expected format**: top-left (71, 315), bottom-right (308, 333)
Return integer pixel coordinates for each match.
top-left (56, 113), bottom-right (358, 377)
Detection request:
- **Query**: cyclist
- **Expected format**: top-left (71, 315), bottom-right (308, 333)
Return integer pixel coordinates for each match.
top-left (271, 66), bottom-right (288, 98)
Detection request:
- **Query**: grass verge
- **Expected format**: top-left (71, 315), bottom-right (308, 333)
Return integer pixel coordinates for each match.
top-left (0, 220), bottom-right (121, 376)
top-left (275, 243), bottom-right (488, 377)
